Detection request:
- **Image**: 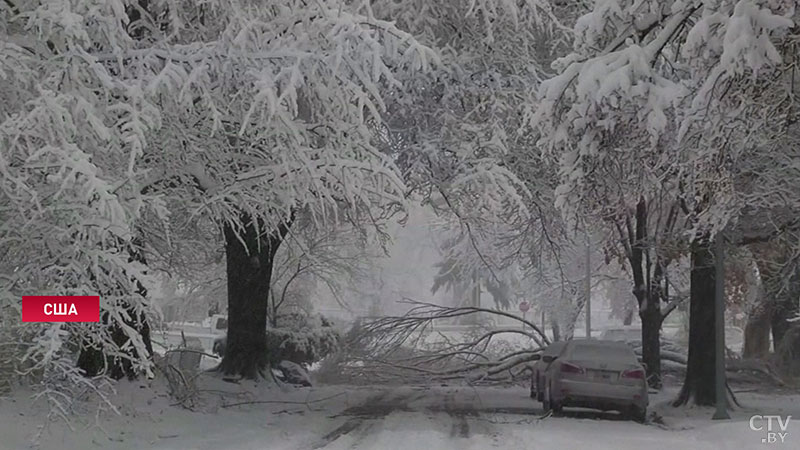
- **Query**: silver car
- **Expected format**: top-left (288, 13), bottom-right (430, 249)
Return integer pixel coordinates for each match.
top-left (540, 339), bottom-right (648, 422)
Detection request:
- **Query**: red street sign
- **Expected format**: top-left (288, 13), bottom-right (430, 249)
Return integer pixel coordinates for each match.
top-left (519, 301), bottom-right (530, 313)
top-left (22, 296), bottom-right (100, 322)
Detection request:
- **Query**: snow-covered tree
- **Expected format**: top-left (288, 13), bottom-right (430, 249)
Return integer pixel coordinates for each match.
top-left (0, 0), bottom-right (438, 385)
top-left (533, 0), bottom-right (796, 404)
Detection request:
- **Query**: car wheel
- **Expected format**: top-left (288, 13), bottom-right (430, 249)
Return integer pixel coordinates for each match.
top-left (551, 401), bottom-right (563, 414)
top-left (629, 407), bottom-right (647, 423)
top-left (544, 382), bottom-right (562, 414)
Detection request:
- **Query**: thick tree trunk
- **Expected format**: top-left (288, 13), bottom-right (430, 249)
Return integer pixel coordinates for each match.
top-left (633, 286), bottom-right (663, 388)
top-left (640, 301), bottom-right (662, 388)
top-left (219, 214), bottom-right (290, 379)
top-left (674, 238), bottom-right (717, 406)
top-left (629, 197), bottom-right (663, 388)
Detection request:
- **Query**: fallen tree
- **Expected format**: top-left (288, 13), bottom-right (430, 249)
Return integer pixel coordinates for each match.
top-left (319, 300), bottom-right (549, 385)
top-left (631, 347), bottom-right (784, 387)
top-left (320, 298), bottom-right (787, 391)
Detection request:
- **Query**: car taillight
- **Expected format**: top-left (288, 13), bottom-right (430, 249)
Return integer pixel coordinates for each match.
top-left (560, 362), bottom-right (584, 374)
top-left (622, 369), bottom-right (645, 379)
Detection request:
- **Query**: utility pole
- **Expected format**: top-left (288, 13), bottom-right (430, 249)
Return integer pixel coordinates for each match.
top-left (585, 227), bottom-right (591, 339)
top-left (713, 231), bottom-right (730, 420)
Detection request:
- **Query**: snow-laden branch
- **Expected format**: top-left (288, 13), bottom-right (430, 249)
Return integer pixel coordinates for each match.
top-left (533, 0), bottom-right (795, 238)
top-left (323, 298), bottom-right (550, 384)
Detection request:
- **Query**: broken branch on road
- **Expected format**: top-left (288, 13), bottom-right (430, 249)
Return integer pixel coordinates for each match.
top-left (322, 299), bottom-right (547, 385)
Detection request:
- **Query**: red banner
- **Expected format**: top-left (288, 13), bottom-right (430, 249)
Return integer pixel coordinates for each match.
top-left (22, 296), bottom-right (100, 322)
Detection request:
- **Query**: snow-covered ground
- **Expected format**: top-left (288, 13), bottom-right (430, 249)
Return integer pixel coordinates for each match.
top-left (1, 377), bottom-right (797, 450)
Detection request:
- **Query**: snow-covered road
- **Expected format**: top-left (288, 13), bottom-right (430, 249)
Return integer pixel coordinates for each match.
top-left (2, 383), bottom-right (798, 450)
top-left (278, 386), bottom-right (795, 450)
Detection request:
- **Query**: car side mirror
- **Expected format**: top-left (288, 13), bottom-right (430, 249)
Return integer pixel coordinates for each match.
top-left (542, 355), bottom-right (555, 363)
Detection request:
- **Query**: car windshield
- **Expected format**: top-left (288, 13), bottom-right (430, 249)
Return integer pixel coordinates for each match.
top-left (570, 343), bottom-right (636, 362)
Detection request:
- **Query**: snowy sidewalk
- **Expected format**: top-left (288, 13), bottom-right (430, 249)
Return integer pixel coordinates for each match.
top-left (1, 380), bottom-right (798, 450)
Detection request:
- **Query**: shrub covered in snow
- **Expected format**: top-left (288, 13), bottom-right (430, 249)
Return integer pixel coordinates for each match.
top-left (214, 313), bottom-right (340, 367)
top-left (266, 313), bottom-right (340, 366)
top-left (265, 322), bottom-right (340, 368)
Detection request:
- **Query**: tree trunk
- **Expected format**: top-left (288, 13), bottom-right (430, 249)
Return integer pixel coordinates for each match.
top-left (640, 301), bottom-right (662, 388)
top-left (770, 280), bottom-right (800, 349)
top-left (551, 321), bottom-right (561, 342)
top-left (674, 238), bottom-right (717, 406)
top-left (743, 302), bottom-right (772, 359)
top-left (750, 242), bottom-right (800, 359)
top-left (775, 324), bottom-right (800, 375)
top-left (770, 264), bottom-right (800, 372)
top-left (271, 297), bottom-right (279, 328)
top-left (266, 289), bottom-right (279, 328)
top-left (629, 197), bottom-right (663, 388)
top-left (219, 214), bottom-right (290, 379)
top-left (623, 309), bottom-right (634, 326)
top-left (633, 284), bottom-right (663, 388)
